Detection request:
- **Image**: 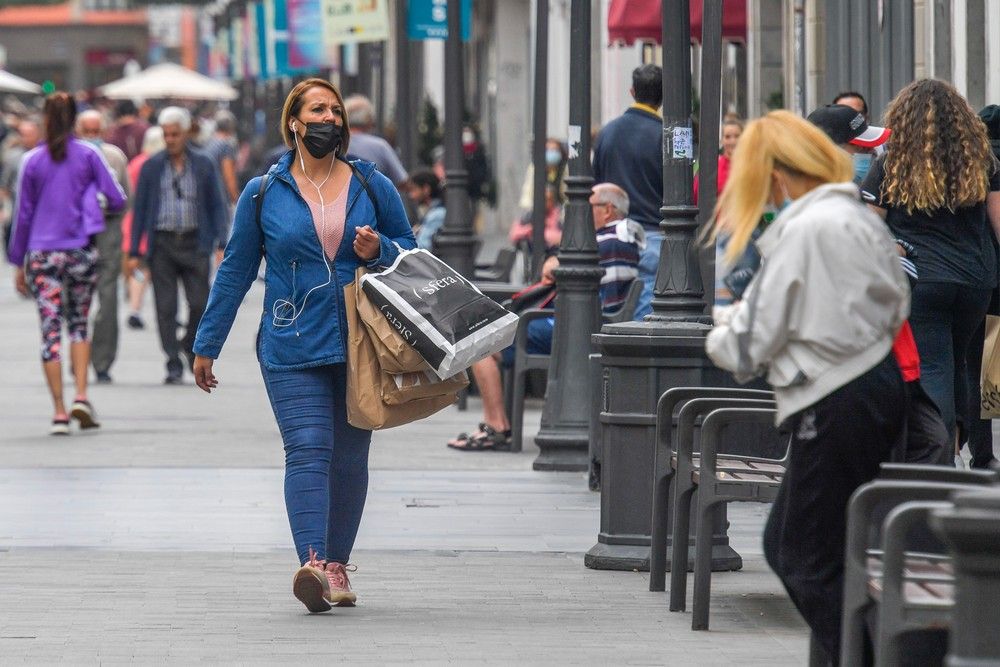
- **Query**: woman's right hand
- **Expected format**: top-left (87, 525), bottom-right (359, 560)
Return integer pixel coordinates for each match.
top-left (193, 355), bottom-right (218, 394)
top-left (13, 267), bottom-right (27, 297)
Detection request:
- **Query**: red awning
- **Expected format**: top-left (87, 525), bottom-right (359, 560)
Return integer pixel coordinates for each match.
top-left (607, 0), bottom-right (747, 46)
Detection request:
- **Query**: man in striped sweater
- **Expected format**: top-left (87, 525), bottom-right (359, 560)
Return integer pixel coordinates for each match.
top-left (447, 183), bottom-right (643, 451)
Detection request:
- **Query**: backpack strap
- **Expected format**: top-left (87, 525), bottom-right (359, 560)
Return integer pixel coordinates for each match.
top-left (254, 173), bottom-right (268, 253)
top-left (347, 161), bottom-right (381, 226)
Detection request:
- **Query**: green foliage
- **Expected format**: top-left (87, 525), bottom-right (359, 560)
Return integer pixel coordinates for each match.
top-left (416, 96), bottom-right (442, 168)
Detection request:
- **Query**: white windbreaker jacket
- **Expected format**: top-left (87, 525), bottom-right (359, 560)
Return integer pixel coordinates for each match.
top-left (706, 182), bottom-right (910, 424)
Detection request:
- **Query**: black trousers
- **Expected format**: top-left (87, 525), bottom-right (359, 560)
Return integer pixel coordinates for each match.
top-left (150, 230), bottom-right (210, 374)
top-left (909, 281), bottom-right (992, 440)
top-left (763, 354), bottom-right (905, 664)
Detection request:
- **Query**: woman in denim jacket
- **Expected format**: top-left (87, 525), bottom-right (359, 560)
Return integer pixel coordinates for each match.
top-left (192, 79), bottom-right (415, 613)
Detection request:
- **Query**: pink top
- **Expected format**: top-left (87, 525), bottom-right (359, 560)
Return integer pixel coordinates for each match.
top-left (305, 184), bottom-right (348, 260)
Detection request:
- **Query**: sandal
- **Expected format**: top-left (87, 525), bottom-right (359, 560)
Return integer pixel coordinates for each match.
top-left (447, 423), bottom-right (487, 449)
top-left (448, 424), bottom-right (512, 452)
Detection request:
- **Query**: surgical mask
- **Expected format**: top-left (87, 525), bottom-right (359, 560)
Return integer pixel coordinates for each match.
top-left (84, 137), bottom-right (103, 147)
top-left (545, 148), bottom-right (562, 166)
top-left (852, 152), bottom-right (873, 184)
top-left (777, 181), bottom-right (793, 212)
top-left (295, 121), bottom-right (342, 159)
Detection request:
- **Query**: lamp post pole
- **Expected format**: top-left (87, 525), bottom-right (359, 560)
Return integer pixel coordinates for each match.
top-left (529, 0), bottom-right (549, 281)
top-left (394, 0), bottom-right (415, 169)
top-left (531, 0), bottom-right (604, 472)
top-left (434, 0), bottom-right (476, 279)
top-left (586, 0), bottom-right (743, 572)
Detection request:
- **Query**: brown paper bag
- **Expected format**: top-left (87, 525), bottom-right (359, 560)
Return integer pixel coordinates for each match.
top-left (981, 315), bottom-right (1000, 418)
top-left (381, 368), bottom-right (468, 406)
top-left (345, 279), bottom-right (461, 430)
top-left (353, 268), bottom-right (429, 374)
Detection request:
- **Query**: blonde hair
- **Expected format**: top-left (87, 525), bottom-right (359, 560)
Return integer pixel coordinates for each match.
top-left (712, 110), bottom-right (853, 263)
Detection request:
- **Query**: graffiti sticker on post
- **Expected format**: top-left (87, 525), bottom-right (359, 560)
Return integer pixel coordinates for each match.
top-left (670, 125), bottom-right (694, 160)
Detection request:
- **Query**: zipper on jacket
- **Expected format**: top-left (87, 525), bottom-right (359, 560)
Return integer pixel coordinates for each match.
top-left (290, 259), bottom-right (301, 337)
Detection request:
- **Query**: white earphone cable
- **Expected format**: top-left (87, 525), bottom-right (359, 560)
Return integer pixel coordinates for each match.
top-left (271, 126), bottom-right (337, 329)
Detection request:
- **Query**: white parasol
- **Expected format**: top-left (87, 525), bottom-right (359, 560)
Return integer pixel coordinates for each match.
top-left (98, 63), bottom-right (238, 101)
top-left (0, 70), bottom-right (42, 94)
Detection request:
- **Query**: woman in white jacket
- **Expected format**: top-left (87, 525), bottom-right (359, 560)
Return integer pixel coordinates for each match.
top-left (706, 110), bottom-right (909, 663)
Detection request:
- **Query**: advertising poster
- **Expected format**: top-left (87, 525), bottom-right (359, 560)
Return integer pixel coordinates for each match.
top-left (287, 0), bottom-right (326, 71)
top-left (322, 0), bottom-right (390, 46)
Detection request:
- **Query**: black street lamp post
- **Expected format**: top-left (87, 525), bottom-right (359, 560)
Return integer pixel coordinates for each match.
top-left (531, 0), bottom-right (604, 472)
top-left (393, 0), bottom-right (415, 170)
top-left (529, 0), bottom-right (549, 281)
top-left (586, 0), bottom-right (743, 572)
top-left (434, 0), bottom-right (476, 280)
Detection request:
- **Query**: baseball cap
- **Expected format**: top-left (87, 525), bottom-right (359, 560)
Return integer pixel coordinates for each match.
top-left (806, 104), bottom-right (891, 148)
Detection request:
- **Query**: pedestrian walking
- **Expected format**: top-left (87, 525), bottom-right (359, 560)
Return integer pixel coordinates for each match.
top-left (127, 107), bottom-right (227, 385)
top-left (706, 111), bottom-right (909, 662)
top-left (861, 79), bottom-right (1000, 459)
top-left (343, 94), bottom-right (408, 187)
top-left (191, 78), bottom-right (416, 613)
top-left (120, 126), bottom-right (165, 331)
top-left (202, 109), bottom-right (240, 259)
top-left (106, 100), bottom-right (150, 163)
top-left (6, 92), bottom-right (126, 434)
top-left (593, 64), bottom-right (664, 318)
top-left (76, 109), bottom-right (131, 385)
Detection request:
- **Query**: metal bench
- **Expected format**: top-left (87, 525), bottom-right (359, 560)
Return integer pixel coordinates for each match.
top-left (840, 467), bottom-right (997, 665)
top-left (668, 405), bottom-right (787, 630)
top-left (474, 246), bottom-right (517, 282)
top-left (649, 387), bottom-right (776, 593)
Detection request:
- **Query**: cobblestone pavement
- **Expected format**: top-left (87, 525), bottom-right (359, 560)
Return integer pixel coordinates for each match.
top-left (0, 261), bottom-right (808, 664)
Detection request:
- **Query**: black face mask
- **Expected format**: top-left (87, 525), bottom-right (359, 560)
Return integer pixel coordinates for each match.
top-left (296, 121), bottom-right (342, 159)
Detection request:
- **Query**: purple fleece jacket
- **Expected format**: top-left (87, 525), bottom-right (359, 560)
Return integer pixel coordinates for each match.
top-left (6, 138), bottom-right (126, 266)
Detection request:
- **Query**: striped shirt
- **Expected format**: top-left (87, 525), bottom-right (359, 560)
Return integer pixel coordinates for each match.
top-left (156, 159), bottom-right (198, 232)
top-left (596, 218), bottom-right (644, 313)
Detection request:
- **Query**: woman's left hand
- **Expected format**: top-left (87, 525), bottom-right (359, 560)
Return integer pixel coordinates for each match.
top-left (353, 225), bottom-right (381, 261)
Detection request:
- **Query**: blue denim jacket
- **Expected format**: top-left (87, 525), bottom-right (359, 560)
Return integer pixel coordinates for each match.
top-left (193, 152), bottom-right (416, 370)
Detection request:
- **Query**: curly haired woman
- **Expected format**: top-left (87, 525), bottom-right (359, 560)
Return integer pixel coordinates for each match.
top-left (862, 79), bottom-right (1000, 461)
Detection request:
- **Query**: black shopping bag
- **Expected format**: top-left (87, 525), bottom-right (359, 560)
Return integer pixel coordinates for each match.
top-left (359, 248), bottom-right (519, 379)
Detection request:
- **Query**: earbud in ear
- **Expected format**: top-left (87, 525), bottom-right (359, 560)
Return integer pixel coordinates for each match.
top-left (291, 121), bottom-right (297, 132)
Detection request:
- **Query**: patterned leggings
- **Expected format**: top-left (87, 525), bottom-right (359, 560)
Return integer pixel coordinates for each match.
top-left (25, 246), bottom-right (99, 362)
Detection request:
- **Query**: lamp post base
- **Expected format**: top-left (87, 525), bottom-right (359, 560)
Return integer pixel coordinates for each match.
top-left (533, 427), bottom-right (590, 471)
top-left (583, 541), bottom-right (743, 573)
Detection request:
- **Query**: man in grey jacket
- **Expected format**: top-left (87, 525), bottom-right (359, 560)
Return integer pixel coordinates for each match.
top-left (77, 110), bottom-right (131, 384)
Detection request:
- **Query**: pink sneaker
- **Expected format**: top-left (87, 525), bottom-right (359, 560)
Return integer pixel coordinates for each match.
top-left (292, 549), bottom-right (332, 613)
top-left (324, 562), bottom-right (358, 607)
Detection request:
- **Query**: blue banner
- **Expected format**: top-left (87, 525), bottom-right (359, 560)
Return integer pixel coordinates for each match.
top-left (407, 0), bottom-right (471, 41)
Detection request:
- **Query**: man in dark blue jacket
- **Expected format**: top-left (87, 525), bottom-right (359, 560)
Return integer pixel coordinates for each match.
top-left (593, 64), bottom-right (663, 318)
top-left (127, 106), bottom-right (227, 384)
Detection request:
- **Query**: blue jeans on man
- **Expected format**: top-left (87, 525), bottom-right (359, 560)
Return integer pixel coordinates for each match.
top-left (634, 231), bottom-right (663, 319)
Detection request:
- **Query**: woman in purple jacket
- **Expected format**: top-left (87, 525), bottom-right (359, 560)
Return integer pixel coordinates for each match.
top-left (7, 92), bottom-right (126, 435)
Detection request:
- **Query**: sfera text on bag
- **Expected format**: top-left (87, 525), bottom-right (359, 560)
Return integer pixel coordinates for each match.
top-left (417, 276), bottom-right (460, 296)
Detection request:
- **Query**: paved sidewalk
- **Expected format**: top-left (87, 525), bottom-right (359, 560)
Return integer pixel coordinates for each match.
top-left (0, 262), bottom-right (808, 664)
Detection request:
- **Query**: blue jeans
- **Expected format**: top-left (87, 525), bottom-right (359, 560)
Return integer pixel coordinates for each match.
top-left (260, 363), bottom-right (372, 565)
top-left (500, 316), bottom-right (554, 367)
top-left (634, 231), bottom-right (663, 319)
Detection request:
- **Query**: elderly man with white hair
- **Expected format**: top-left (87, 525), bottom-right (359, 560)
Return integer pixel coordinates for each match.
top-left (77, 109), bottom-right (131, 384)
top-left (127, 106), bottom-right (227, 385)
top-left (343, 94), bottom-right (408, 186)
